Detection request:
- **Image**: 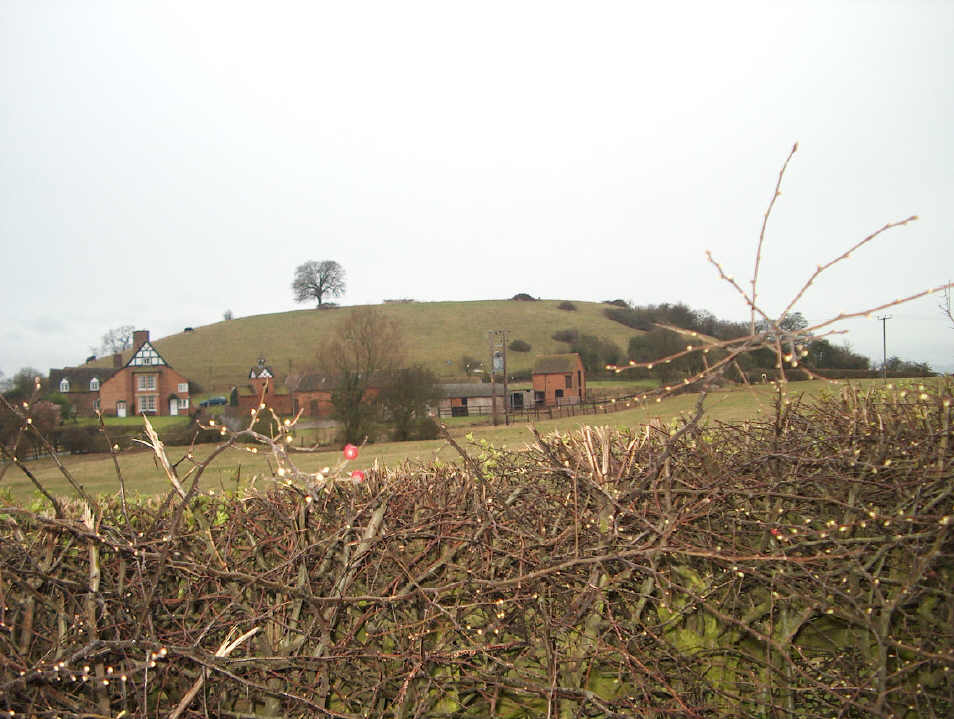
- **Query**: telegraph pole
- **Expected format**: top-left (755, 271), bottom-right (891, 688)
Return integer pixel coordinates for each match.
top-left (488, 330), bottom-right (508, 426)
top-left (877, 315), bottom-right (891, 381)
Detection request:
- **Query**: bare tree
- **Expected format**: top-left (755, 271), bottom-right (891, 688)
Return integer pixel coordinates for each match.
top-left (292, 260), bottom-right (346, 307)
top-left (95, 325), bottom-right (135, 355)
top-left (315, 308), bottom-right (404, 443)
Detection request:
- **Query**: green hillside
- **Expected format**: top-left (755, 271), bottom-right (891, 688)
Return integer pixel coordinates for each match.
top-left (86, 300), bottom-right (644, 393)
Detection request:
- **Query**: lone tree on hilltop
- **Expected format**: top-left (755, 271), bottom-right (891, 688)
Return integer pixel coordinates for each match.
top-left (292, 260), bottom-right (346, 307)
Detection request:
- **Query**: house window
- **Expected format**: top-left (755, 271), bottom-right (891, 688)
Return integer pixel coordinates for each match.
top-left (555, 389), bottom-right (564, 399)
top-left (89, 378), bottom-right (100, 391)
top-left (93, 398), bottom-right (101, 411)
top-left (179, 398), bottom-right (189, 410)
top-left (59, 378), bottom-right (70, 392)
top-left (565, 374), bottom-right (573, 389)
top-left (137, 395), bottom-right (157, 414)
top-left (177, 382), bottom-right (188, 393)
top-left (137, 374), bottom-right (157, 391)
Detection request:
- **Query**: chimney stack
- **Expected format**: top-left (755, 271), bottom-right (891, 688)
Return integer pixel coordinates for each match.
top-left (132, 330), bottom-right (149, 350)
top-left (113, 353), bottom-right (123, 368)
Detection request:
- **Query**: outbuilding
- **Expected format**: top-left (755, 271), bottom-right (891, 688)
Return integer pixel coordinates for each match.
top-left (532, 353), bottom-right (586, 407)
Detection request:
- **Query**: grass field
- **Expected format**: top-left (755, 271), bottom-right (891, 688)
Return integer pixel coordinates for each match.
top-left (83, 300), bottom-right (647, 393)
top-left (3, 378), bottom-right (881, 505)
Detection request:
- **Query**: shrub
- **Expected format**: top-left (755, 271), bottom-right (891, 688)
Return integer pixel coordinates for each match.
top-left (628, 329), bottom-right (704, 382)
top-left (511, 293), bottom-right (536, 301)
top-left (557, 301), bottom-right (577, 311)
top-left (58, 425), bottom-right (98, 454)
top-left (412, 416), bottom-right (440, 441)
top-left (508, 339), bottom-right (531, 352)
top-left (603, 299), bottom-right (629, 308)
top-left (163, 420), bottom-right (222, 446)
top-left (552, 328), bottom-right (580, 343)
top-left (604, 307), bottom-right (653, 331)
top-left (571, 334), bottom-right (623, 373)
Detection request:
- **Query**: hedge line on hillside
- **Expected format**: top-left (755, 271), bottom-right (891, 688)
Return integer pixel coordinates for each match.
top-left (1, 384), bottom-right (953, 718)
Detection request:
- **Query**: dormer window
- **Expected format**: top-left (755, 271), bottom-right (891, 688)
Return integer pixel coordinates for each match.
top-left (59, 378), bottom-right (70, 392)
top-left (89, 377), bottom-right (100, 391)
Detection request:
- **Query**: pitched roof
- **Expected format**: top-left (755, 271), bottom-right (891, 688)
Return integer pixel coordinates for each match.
top-left (48, 367), bottom-right (118, 391)
top-left (439, 383), bottom-right (505, 399)
top-left (294, 373), bottom-right (331, 392)
top-left (292, 372), bottom-right (391, 393)
top-left (533, 353), bottom-right (582, 375)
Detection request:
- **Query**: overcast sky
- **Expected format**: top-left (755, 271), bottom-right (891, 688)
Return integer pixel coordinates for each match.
top-left (2, 1), bottom-right (952, 379)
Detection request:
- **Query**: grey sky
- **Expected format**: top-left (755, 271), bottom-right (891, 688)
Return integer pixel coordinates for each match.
top-left (2, 1), bottom-right (952, 378)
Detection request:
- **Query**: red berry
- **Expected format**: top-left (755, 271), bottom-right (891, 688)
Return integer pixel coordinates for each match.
top-left (770, 528), bottom-right (780, 536)
top-left (351, 470), bottom-right (365, 481)
top-left (343, 444), bottom-right (359, 460)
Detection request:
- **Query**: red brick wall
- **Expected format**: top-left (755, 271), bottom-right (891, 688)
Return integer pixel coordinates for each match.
top-left (291, 390), bottom-right (335, 418)
top-left (532, 358), bottom-right (586, 407)
top-left (237, 391), bottom-right (293, 416)
top-left (67, 391), bottom-right (100, 416)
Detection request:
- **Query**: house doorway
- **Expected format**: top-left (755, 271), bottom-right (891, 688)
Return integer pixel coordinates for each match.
top-left (169, 398), bottom-right (179, 416)
top-left (116, 401), bottom-right (127, 418)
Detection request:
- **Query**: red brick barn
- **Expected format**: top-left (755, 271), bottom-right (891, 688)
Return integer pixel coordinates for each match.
top-left (532, 353), bottom-right (586, 407)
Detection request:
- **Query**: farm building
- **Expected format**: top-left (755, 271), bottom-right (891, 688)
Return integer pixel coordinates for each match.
top-left (288, 373), bottom-right (337, 418)
top-left (437, 383), bottom-right (508, 417)
top-left (532, 353), bottom-right (586, 407)
top-left (235, 358), bottom-right (293, 414)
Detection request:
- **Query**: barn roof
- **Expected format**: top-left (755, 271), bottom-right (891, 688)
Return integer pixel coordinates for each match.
top-left (532, 353), bottom-right (582, 374)
top-left (439, 383), bottom-right (505, 399)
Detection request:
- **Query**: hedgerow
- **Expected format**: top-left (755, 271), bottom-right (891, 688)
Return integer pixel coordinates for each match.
top-left (1, 383), bottom-right (952, 718)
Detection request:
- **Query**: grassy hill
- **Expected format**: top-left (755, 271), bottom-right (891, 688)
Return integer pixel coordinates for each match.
top-left (86, 300), bottom-right (645, 393)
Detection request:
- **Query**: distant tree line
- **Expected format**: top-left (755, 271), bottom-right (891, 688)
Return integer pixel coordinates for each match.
top-left (599, 299), bottom-right (938, 382)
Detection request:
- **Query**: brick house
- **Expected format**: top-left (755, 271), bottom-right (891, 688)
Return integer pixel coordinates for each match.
top-left (98, 330), bottom-right (192, 417)
top-left (532, 353), bottom-right (586, 407)
top-left (47, 365), bottom-right (119, 416)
